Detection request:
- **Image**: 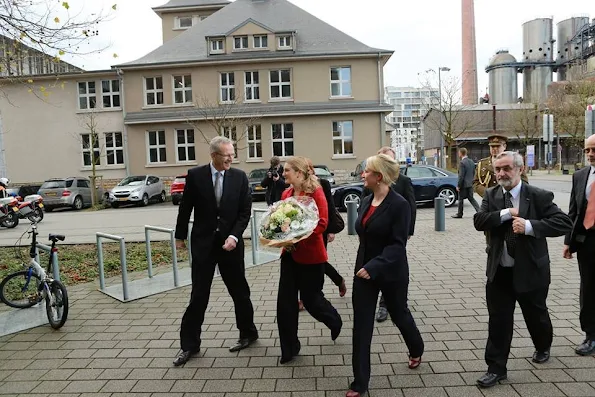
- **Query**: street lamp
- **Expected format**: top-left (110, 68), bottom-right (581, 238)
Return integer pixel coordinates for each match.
top-left (438, 66), bottom-right (450, 169)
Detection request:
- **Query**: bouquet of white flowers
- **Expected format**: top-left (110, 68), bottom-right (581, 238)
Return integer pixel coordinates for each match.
top-left (259, 196), bottom-right (320, 249)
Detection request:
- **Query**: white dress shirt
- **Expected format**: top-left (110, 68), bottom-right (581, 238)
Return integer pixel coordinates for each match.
top-left (586, 165), bottom-right (595, 200)
top-left (209, 162), bottom-right (237, 243)
top-left (499, 181), bottom-right (534, 267)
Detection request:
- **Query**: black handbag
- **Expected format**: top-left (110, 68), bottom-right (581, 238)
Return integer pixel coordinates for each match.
top-left (327, 209), bottom-right (345, 234)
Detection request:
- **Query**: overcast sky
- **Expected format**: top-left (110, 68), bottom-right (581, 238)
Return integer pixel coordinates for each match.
top-left (67, 0), bottom-right (592, 95)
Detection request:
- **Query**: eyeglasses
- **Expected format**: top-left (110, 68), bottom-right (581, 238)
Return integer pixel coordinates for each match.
top-left (216, 152), bottom-right (235, 158)
top-left (584, 148), bottom-right (595, 154)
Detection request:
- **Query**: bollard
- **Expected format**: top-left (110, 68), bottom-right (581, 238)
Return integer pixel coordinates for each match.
top-left (434, 197), bottom-right (446, 231)
top-left (346, 200), bottom-right (358, 235)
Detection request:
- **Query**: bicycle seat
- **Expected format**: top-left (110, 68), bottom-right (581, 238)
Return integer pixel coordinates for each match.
top-left (49, 234), bottom-right (66, 242)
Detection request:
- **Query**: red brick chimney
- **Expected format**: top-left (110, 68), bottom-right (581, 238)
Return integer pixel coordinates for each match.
top-left (462, 0), bottom-right (479, 105)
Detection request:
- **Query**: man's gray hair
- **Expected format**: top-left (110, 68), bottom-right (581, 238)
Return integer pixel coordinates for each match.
top-left (210, 135), bottom-right (233, 154)
top-left (496, 151), bottom-right (524, 168)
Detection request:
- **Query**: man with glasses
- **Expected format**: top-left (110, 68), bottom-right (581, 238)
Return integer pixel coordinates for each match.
top-left (563, 134), bottom-right (595, 356)
top-left (172, 136), bottom-right (258, 366)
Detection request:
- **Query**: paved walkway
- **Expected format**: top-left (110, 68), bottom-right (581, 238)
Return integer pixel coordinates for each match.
top-left (1, 205), bottom-right (594, 397)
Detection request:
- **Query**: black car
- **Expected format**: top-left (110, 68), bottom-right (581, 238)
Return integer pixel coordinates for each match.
top-left (331, 165), bottom-right (459, 210)
top-left (248, 168), bottom-right (268, 201)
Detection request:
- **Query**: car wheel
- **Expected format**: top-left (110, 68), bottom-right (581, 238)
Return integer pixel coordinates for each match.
top-left (142, 193), bottom-right (149, 207)
top-left (437, 187), bottom-right (457, 207)
top-left (342, 191), bottom-right (361, 211)
top-left (45, 206), bottom-right (54, 212)
top-left (111, 202), bottom-right (119, 209)
top-left (159, 191), bottom-right (166, 203)
top-left (72, 196), bottom-right (83, 210)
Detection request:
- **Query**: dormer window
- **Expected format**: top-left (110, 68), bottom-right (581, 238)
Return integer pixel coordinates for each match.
top-left (210, 39), bottom-right (224, 54)
top-left (254, 35), bottom-right (268, 49)
top-left (277, 35), bottom-right (292, 50)
top-left (233, 36), bottom-right (248, 50)
top-left (175, 16), bottom-right (193, 29)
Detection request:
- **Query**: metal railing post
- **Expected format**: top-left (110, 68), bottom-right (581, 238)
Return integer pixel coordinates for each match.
top-left (346, 201), bottom-right (358, 235)
top-left (145, 228), bottom-right (153, 278)
top-left (96, 232), bottom-right (127, 299)
top-left (97, 234), bottom-right (105, 291)
top-left (170, 232), bottom-right (179, 287)
top-left (187, 220), bottom-right (193, 266)
top-left (250, 210), bottom-right (258, 265)
top-left (119, 238), bottom-right (129, 301)
top-left (434, 197), bottom-right (446, 232)
top-left (144, 225), bottom-right (179, 288)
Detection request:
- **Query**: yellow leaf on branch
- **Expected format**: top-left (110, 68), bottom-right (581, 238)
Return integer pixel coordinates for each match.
top-left (54, 17), bottom-right (60, 23)
top-left (112, 4), bottom-right (117, 10)
top-left (62, 2), bottom-right (70, 10)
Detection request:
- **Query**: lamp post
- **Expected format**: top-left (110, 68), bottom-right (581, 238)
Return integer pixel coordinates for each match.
top-left (438, 66), bottom-right (450, 168)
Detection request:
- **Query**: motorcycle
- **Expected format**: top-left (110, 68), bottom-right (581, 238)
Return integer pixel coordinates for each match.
top-left (0, 197), bottom-right (20, 228)
top-left (14, 194), bottom-right (44, 223)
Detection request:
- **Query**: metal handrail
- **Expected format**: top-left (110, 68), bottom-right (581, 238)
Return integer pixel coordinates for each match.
top-left (96, 232), bottom-right (128, 300)
top-left (144, 225), bottom-right (179, 287)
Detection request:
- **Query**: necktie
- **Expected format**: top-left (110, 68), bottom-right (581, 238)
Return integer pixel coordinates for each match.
top-left (214, 171), bottom-right (222, 207)
top-left (504, 191), bottom-right (516, 258)
top-left (584, 176), bottom-right (595, 230)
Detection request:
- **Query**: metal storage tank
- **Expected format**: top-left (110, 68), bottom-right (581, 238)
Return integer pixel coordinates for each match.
top-left (556, 16), bottom-right (590, 80)
top-left (522, 18), bottom-right (553, 104)
top-left (488, 50), bottom-right (518, 105)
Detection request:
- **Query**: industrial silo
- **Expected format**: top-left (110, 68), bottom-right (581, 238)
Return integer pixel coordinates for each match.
top-left (522, 18), bottom-right (553, 104)
top-left (488, 50), bottom-right (518, 105)
top-left (556, 16), bottom-right (590, 81)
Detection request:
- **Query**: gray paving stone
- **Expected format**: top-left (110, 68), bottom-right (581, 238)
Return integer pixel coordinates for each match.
top-left (511, 382), bottom-right (565, 397)
top-left (555, 382), bottom-right (595, 397)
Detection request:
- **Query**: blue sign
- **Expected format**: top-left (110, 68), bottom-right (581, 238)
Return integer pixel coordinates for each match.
top-left (527, 154), bottom-right (534, 167)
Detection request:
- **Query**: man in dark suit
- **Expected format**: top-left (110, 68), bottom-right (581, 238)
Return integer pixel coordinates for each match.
top-left (473, 151), bottom-right (572, 388)
top-left (172, 136), bottom-right (258, 366)
top-left (452, 147), bottom-right (480, 218)
top-left (361, 146), bottom-right (416, 322)
top-left (563, 134), bottom-right (595, 356)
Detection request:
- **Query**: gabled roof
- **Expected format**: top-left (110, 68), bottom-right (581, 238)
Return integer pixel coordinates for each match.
top-left (152, 0), bottom-right (231, 12)
top-left (225, 18), bottom-right (274, 36)
top-left (120, 0), bottom-right (392, 68)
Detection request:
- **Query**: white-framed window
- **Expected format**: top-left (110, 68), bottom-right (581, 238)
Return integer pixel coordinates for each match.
top-left (272, 123), bottom-right (294, 157)
top-left (221, 126), bottom-right (238, 154)
top-left (245, 71), bottom-right (260, 101)
top-left (147, 130), bottom-right (166, 163)
top-left (175, 16), bottom-right (193, 29)
top-left (330, 67), bottom-right (352, 97)
top-left (78, 81), bottom-right (96, 110)
top-left (277, 35), bottom-right (292, 49)
top-left (233, 36), bottom-right (248, 50)
top-left (269, 69), bottom-right (291, 99)
top-left (81, 133), bottom-right (100, 166)
top-left (175, 128), bottom-right (196, 162)
top-left (253, 35), bottom-right (268, 48)
top-left (332, 121), bottom-right (354, 155)
top-left (173, 75), bottom-right (192, 104)
top-left (246, 124), bottom-right (262, 160)
top-left (145, 77), bottom-right (164, 106)
top-left (210, 39), bottom-right (224, 54)
top-left (101, 79), bottom-right (120, 108)
top-left (220, 72), bottom-right (235, 102)
top-left (105, 132), bottom-right (124, 165)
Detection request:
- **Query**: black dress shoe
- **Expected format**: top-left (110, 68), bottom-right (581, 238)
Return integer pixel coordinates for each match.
top-left (575, 339), bottom-right (595, 356)
top-left (476, 372), bottom-right (507, 388)
top-left (229, 335), bottom-right (258, 352)
top-left (376, 307), bottom-right (388, 322)
top-left (173, 349), bottom-right (198, 366)
top-left (451, 214), bottom-right (463, 218)
top-left (532, 350), bottom-right (550, 363)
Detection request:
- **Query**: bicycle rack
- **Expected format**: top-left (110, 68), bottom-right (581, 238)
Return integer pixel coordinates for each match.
top-left (96, 232), bottom-right (129, 301)
top-left (35, 243), bottom-right (60, 282)
top-left (145, 225), bottom-right (179, 286)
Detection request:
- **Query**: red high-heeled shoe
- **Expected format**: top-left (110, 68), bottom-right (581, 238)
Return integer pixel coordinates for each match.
top-left (346, 390), bottom-right (360, 397)
top-left (408, 356), bottom-right (422, 369)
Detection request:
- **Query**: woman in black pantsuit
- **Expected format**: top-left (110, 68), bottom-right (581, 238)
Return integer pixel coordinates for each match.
top-left (347, 154), bottom-right (424, 397)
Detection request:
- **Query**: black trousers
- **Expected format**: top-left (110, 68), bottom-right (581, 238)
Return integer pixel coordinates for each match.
top-left (179, 236), bottom-right (257, 352)
top-left (351, 277), bottom-right (424, 393)
top-left (485, 266), bottom-right (553, 375)
top-left (322, 232), bottom-right (344, 287)
top-left (577, 233), bottom-right (595, 340)
top-left (456, 187), bottom-right (480, 215)
top-left (277, 253), bottom-right (342, 358)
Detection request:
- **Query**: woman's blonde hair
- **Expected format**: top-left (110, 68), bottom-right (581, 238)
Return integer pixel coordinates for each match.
top-left (365, 154), bottom-right (400, 186)
top-left (285, 156), bottom-right (320, 193)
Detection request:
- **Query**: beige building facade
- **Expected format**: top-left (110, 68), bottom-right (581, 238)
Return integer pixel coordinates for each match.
top-left (0, 0), bottom-right (393, 185)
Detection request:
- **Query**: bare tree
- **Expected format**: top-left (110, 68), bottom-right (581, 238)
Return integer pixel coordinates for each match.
top-left (420, 72), bottom-right (482, 169)
top-left (77, 110), bottom-right (103, 206)
top-left (547, 80), bottom-right (595, 165)
top-left (506, 103), bottom-right (542, 147)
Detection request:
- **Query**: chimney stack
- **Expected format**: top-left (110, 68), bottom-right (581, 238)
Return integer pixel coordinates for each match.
top-left (461, 0), bottom-right (478, 105)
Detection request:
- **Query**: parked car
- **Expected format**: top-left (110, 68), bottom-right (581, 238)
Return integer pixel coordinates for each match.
top-left (170, 175), bottom-right (186, 205)
top-left (314, 167), bottom-right (335, 185)
top-left (109, 175), bottom-right (165, 208)
top-left (248, 168), bottom-right (269, 201)
top-left (331, 165), bottom-right (459, 210)
top-left (314, 165), bottom-right (333, 175)
top-left (38, 177), bottom-right (97, 211)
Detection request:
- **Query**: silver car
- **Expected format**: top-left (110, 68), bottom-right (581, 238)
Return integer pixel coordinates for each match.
top-left (38, 177), bottom-right (97, 211)
top-left (109, 175), bottom-right (165, 208)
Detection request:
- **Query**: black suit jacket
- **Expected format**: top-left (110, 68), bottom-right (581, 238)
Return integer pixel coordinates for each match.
top-left (564, 166), bottom-right (594, 253)
top-left (362, 174), bottom-right (416, 236)
top-left (175, 165), bottom-right (252, 261)
top-left (355, 189), bottom-right (411, 283)
top-left (458, 157), bottom-right (475, 188)
top-left (319, 178), bottom-right (340, 234)
top-left (473, 183), bottom-right (572, 293)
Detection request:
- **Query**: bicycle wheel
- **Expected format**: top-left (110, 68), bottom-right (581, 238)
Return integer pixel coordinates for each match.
top-left (0, 270), bottom-right (42, 308)
top-left (45, 280), bottom-right (68, 329)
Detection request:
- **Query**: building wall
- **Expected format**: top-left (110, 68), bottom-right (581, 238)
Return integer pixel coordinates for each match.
top-left (160, 8), bottom-right (222, 43)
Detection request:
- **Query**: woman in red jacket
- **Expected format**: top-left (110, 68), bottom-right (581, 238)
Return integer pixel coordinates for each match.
top-left (277, 156), bottom-right (343, 364)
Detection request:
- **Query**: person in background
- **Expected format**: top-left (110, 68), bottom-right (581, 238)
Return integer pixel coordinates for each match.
top-left (276, 156), bottom-right (342, 364)
top-left (452, 147), bottom-right (480, 218)
top-left (347, 154), bottom-right (424, 397)
top-left (262, 156), bottom-right (286, 205)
